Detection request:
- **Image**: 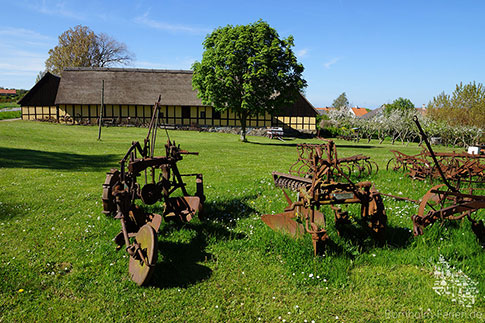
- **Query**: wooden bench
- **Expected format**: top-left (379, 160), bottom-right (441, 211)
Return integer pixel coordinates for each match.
top-left (266, 127), bottom-right (284, 140)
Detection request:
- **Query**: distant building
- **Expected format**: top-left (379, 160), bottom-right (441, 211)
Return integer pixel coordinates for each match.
top-left (19, 67), bottom-right (317, 132)
top-left (350, 107), bottom-right (368, 117)
top-left (0, 89), bottom-right (16, 95)
top-left (315, 107), bottom-right (333, 115)
top-left (315, 106), bottom-right (369, 118)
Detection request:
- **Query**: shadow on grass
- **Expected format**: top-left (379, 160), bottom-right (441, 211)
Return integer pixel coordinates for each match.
top-left (0, 201), bottom-right (27, 221)
top-left (333, 220), bottom-right (413, 253)
top-left (150, 198), bottom-right (253, 288)
top-left (0, 147), bottom-right (118, 171)
top-left (202, 196), bottom-right (258, 225)
top-left (335, 144), bottom-right (378, 149)
top-left (246, 140), bottom-right (298, 148)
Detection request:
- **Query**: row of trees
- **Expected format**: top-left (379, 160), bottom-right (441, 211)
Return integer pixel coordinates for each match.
top-left (324, 104), bottom-right (482, 147)
top-left (426, 82), bottom-right (485, 128)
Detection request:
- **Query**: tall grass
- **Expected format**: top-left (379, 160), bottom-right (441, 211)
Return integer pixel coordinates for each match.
top-left (0, 121), bottom-right (483, 322)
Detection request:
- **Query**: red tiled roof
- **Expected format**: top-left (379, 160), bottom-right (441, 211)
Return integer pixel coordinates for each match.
top-left (0, 89), bottom-right (16, 95)
top-left (351, 107), bottom-right (368, 117)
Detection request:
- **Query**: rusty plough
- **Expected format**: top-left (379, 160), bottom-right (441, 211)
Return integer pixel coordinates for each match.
top-left (409, 116), bottom-right (485, 243)
top-left (102, 97), bottom-right (204, 285)
top-left (262, 141), bottom-right (387, 255)
top-left (387, 148), bottom-right (484, 184)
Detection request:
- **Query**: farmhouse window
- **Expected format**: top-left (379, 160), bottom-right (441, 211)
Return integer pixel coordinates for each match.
top-left (182, 106), bottom-right (190, 119)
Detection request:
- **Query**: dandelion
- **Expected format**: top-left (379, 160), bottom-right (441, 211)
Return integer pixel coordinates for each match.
top-left (215, 305), bottom-right (218, 308)
top-left (18, 289), bottom-right (24, 293)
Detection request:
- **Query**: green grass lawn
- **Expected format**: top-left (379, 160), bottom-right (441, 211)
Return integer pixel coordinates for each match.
top-left (1, 121), bottom-right (483, 322)
top-left (0, 102), bottom-right (20, 109)
top-left (0, 110), bottom-right (21, 120)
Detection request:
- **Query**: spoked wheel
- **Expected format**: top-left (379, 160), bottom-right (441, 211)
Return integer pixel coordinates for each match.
top-left (417, 184), bottom-right (448, 218)
top-left (386, 158), bottom-right (400, 171)
top-left (412, 184), bottom-right (448, 235)
top-left (102, 169), bottom-right (120, 216)
top-left (128, 224), bottom-right (158, 286)
top-left (368, 161), bottom-right (379, 175)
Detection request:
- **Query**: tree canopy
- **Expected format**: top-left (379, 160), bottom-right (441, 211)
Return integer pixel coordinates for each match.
top-left (331, 92), bottom-right (349, 110)
top-left (44, 25), bottom-right (133, 76)
top-left (383, 97), bottom-right (415, 116)
top-left (192, 20), bottom-right (306, 142)
top-left (427, 81), bottom-right (485, 128)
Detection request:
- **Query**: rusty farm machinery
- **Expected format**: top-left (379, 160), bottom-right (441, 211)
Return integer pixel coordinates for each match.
top-left (409, 116), bottom-right (485, 242)
top-left (102, 97), bottom-right (204, 285)
top-left (387, 146), bottom-right (485, 184)
top-left (261, 140), bottom-right (387, 255)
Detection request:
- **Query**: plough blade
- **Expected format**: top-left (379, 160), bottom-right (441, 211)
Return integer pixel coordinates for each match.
top-left (164, 196), bottom-right (201, 222)
top-left (261, 211), bottom-right (305, 238)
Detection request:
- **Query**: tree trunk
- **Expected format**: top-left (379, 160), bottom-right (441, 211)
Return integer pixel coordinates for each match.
top-left (238, 111), bottom-right (248, 142)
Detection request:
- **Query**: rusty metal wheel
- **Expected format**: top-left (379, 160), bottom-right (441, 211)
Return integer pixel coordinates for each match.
top-left (128, 224), bottom-right (158, 286)
top-left (386, 158), bottom-right (402, 171)
top-left (412, 184), bottom-right (447, 235)
top-left (102, 169), bottom-right (120, 216)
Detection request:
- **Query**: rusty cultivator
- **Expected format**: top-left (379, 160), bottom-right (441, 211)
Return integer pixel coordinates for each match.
top-left (410, 116), bottom-right (485, 243)
top-left (262, 141), bottom-right (387, 255)
top-left (387, 148), bottom-right (485, 184)
top-left (102, 97), bottom-right (204, 286)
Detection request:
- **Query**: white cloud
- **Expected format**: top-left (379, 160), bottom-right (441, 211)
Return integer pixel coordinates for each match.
top-left (135, 57), bottom-right (197, 70)
top-left (0, 27), bottom-right (51, 41)
top-left (324, 57), bottom-right (341, 69)
top-left (29, 0), bottom-right (85, 20)
top-left (0, 27), bottom-right (51, 88)
top-left (296, 48), bottom-right (309, 58)
top-left (134, 11), bottom-right (211, 35)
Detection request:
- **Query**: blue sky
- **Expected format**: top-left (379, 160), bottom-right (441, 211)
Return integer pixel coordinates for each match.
top-left (1, 0), bottom-right (484, 108)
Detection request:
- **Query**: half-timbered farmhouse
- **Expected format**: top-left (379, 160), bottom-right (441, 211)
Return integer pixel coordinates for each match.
top-left (20, 67), bottom-right (317, 131)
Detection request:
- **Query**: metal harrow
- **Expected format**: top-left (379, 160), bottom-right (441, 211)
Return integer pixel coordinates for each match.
top-left (410, 116), bottom-right (485, 243)
top-left (262, 141), bottom-right (387, 255)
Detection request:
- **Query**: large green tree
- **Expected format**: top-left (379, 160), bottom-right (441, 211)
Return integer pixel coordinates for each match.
top-left (331, 92), bottom-right (349, 110)
top-left (427, 81), bottom-right (485, 128)
top-left (192, 20), bottom-right (306, 142)
top-left (45, 25), bottom-right (133, 76)
top-left (383, 97), bottom-right (415, 116)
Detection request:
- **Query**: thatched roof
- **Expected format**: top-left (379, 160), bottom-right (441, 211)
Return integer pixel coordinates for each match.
top-left (18, 72), bottom-right (60, 106)
top-left (24, 67), bottom-right (317, 116)
top-left (55, 67), bottom-right (206, 106)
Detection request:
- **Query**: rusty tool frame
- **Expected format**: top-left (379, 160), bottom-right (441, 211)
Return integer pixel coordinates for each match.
top-left (387, 149), bottom-right (484, 184)
top-left (262, 140), bottom-right (386, 255)
top-left (410, 116), bottom-right (485, 243)
top-left (101, 96), bottom-right (205, 285)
